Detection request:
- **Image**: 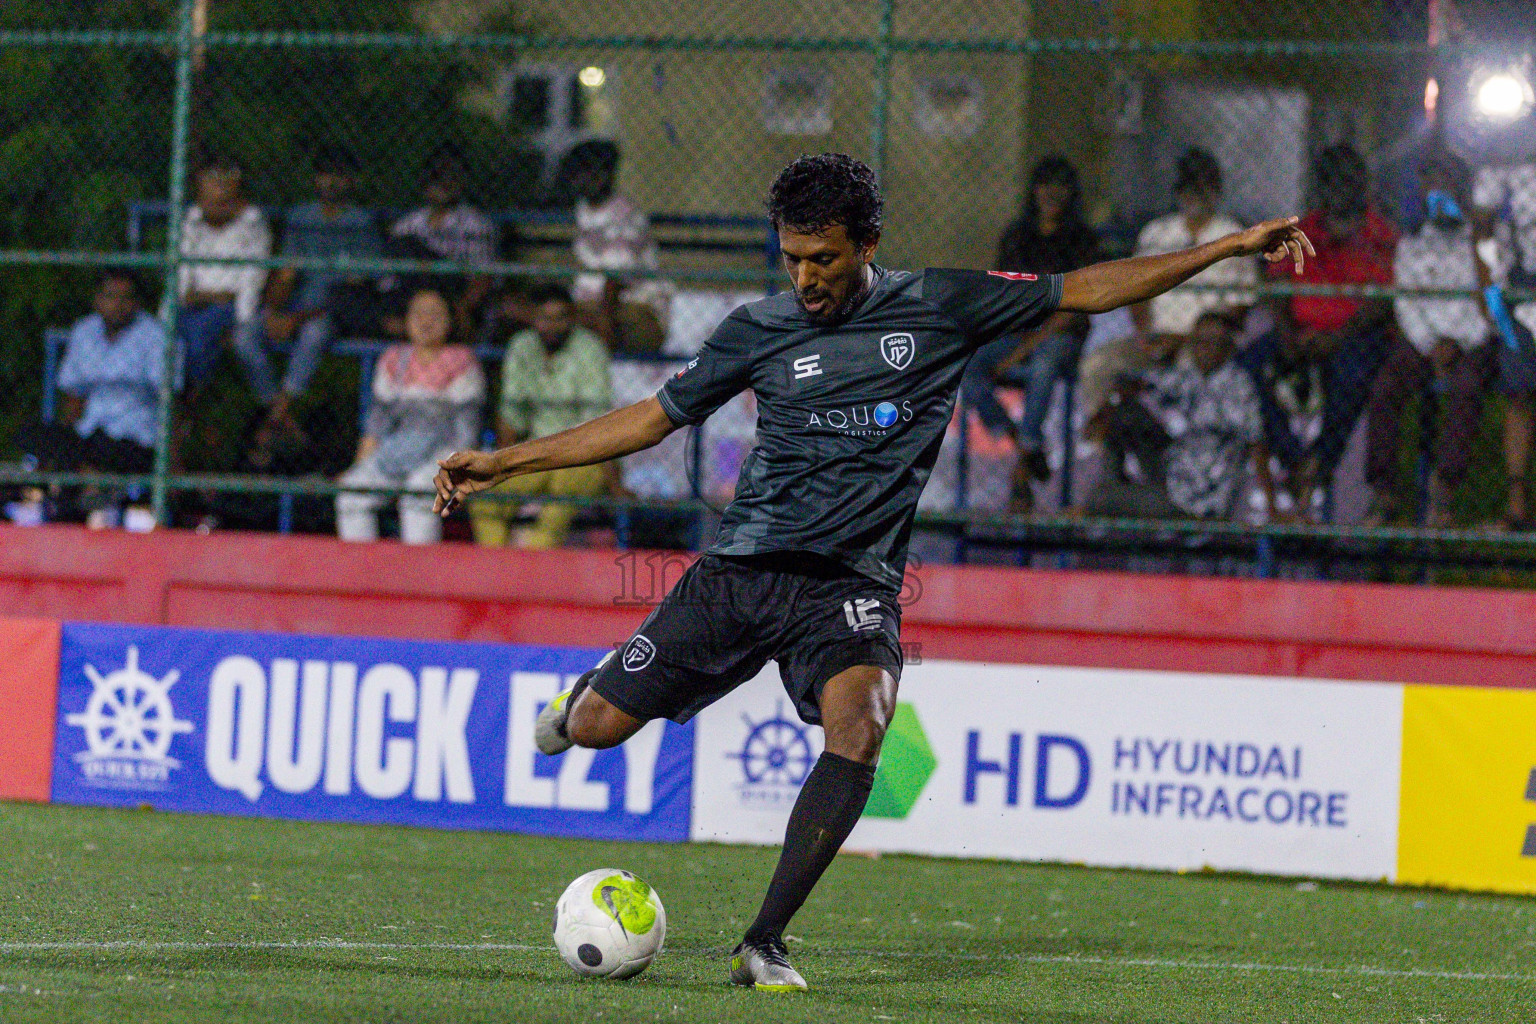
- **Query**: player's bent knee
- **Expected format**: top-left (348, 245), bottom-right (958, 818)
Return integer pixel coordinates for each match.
top-left (820, 665), bottom-right (898, 765)
top-left (824, 715), bottom-right (888, 765)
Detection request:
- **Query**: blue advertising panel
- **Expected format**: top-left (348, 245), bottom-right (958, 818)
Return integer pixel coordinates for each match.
top-left (51, 623), bottom-right (692, 842)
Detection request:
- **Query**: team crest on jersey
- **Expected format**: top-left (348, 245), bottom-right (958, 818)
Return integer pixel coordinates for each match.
top-left (988, 270), bottom-right (1039, 281)
top-left (880, 332), bottom-right (915, 371)
top-left (622, 634), bottom-right (657, 672)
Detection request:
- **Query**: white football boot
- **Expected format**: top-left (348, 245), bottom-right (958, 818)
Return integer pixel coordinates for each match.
top-left (729, 936), bottom-right (809, 992)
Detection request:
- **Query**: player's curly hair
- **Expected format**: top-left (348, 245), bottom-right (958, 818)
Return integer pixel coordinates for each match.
top-left (767, 153), bottom-right (883, 245)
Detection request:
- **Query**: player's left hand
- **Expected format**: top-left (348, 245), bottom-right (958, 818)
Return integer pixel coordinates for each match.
top-left (1229, 216), bottom-right (1317, 274)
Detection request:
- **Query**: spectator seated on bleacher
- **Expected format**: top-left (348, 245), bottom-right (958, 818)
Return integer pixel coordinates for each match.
top-left (232, 147), bottom-right (381, 448)
top-left (1238, 144), bottom-right (1397, 521)
top-left (470, 283), bottom-right (613, 549)
top-left (335, 288), bottom-right (484, 545)
top-left (387, 147), bottom-right (496, 341)
top-left (1365, 152), bottom-right (1495, 529)
top-left (1084, 311), bottom-right (1260, 521)
top-left (1474, 160), bottom-right (1536, 532)
top-left (17, 271), bottom-right (167, 481)
top-left (962, 154), bottom-right (1099, 513)
top-left (562, 139), bottom-right (672, 354)
top-left (1080, 148), bottom-right (1256, 420)
top-left (177, 156), bottom-right (272, 392)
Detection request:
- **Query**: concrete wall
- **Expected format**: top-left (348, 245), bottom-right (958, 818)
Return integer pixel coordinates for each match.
top-left (2, 525), bottom-right (1534, 689)
top-left (421, 0), bottom-right (1404, 269)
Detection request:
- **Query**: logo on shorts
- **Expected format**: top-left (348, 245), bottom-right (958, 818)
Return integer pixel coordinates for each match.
top-left (622, 634), bottom-right (657, 672)
top-left (880, 332), bottom-right (914, 371)
top-left (843, 598), bottom-right (883, 632)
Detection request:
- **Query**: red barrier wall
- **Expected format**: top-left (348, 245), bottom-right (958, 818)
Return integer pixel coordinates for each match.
top-left (0, 617), bottom-right (61, 801)
top-left (0, 524), bottom-right (1532, 688)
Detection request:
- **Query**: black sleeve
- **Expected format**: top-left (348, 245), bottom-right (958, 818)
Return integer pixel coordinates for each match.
top-left (655, 308), bottom-right (758, 426)
top-left (922, 268), bottom-right (1063, 347)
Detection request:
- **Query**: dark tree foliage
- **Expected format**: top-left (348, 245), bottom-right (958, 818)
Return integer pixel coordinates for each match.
top-left (0, 0), bottom-right (534, 460)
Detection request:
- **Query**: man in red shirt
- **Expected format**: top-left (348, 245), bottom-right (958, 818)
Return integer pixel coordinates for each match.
top-left (1238, 145), bottom-right (1397, 519)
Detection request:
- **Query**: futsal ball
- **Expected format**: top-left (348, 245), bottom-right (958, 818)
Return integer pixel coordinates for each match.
top-left (552, 868), bottom-right (667, 979)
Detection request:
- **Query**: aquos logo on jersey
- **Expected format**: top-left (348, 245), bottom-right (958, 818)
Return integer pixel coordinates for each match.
top-left (806, 399), bottom-right (914, 435)
top-left (880, 332), bottom-right (915, 371)
top-left (988, 270), bottom-right (1039, 282)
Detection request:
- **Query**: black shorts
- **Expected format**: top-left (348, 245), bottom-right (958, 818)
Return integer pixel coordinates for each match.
top-left (588, 552), bottom-right (903, 726)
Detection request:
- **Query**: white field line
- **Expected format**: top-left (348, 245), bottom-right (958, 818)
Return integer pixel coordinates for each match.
top-left (0, 941), bottom-right (539, 953)
top-left (0, 941), bottom-right (1531, 984)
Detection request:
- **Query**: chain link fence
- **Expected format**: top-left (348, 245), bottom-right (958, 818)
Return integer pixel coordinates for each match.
top-left (2, 0), bottom-right (1535, 582)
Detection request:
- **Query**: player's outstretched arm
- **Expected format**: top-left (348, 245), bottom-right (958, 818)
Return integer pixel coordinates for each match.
top-left (432, 395), bottom-right (678, 515)
top-left (1058, 216), bottom-right (1316, 314)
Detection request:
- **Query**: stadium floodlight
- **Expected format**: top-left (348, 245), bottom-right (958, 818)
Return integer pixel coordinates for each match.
top-left (579, 66), bottom-right (606, 89)
top-left (1471, 67), bottom-right (1533, 121)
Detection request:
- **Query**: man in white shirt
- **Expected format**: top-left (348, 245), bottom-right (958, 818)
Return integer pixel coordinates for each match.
top-left (1079, 148), bottom-right (1257, 419)
top-left (1365, 152), bottom-right (1495, 527)
top-left (389, 150), bottom-right (496, 339)
top-left (176, 158), bottom-right (272, 390)
top-left (562, 140), bottom-right (671, 352)
top-left (1132, 149), bottom-right (1257, 340)
top-left (1473, 161), bottom-right (1536, 530)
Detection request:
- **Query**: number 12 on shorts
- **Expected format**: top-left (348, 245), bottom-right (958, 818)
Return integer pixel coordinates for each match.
top-left (843, 598), bottom-right (882, 632)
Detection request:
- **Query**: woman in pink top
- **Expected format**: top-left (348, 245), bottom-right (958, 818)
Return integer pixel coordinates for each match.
top-left (336, 288), bottom-right (485, 543)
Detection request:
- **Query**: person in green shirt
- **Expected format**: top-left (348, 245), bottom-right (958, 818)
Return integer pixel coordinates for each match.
top-left (470, 283), bottom-right (613, 547)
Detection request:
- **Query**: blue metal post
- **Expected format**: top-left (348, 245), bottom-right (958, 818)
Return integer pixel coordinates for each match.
top-left (41, 332), bottom-right (61, 423)
top-left (1058, 372), bottom-right (1076, 509)
top-left (1256, 533), bottom-right (1275, 578)
top-left (954, 396), bottom-right (970, 565)
top-left (357, 352), bottom-right (378, 428)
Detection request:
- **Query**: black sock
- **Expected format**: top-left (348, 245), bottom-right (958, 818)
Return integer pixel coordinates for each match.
top-left (744, 751), bottom-right (876, 944)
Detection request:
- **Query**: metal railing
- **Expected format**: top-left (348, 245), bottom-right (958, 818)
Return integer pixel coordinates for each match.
top-left (2, 1), bottom-right (1533, 582)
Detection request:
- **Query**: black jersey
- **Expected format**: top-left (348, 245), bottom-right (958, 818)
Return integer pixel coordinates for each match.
top-left (656, 266), bottom-right (1062, 589)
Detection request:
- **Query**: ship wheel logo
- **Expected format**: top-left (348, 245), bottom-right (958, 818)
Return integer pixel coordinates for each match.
top-left (730, 701), bottom-right (817, 787)
top-left (66, 646), bottom-right (194, 769)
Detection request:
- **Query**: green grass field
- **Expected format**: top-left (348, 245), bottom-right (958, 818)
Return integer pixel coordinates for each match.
top-left (1, 802), bottom-right (1532, 1023)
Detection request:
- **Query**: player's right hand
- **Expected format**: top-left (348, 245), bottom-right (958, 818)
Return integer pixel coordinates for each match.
top-left (433, 450), bottom-right (502, 516)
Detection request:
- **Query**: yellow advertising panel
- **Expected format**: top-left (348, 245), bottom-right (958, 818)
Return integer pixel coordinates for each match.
top-left (1398, 685), bottom-right (1536, 894)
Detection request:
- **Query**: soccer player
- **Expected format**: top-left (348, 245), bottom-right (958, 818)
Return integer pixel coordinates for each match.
top-left (433, 154), bottom-right (1312, 991)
